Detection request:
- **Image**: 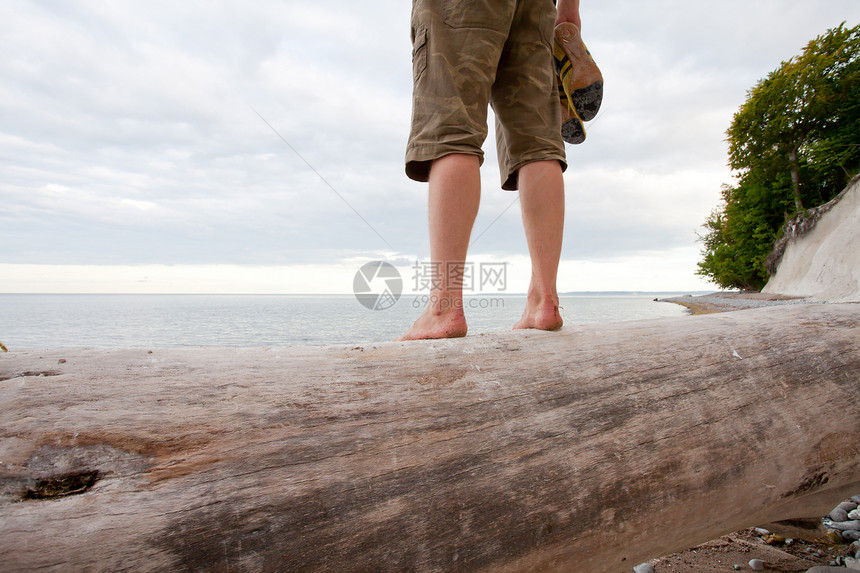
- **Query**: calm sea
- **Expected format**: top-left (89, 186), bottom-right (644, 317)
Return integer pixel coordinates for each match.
top-left (0, 293), bottom-right (692, 350)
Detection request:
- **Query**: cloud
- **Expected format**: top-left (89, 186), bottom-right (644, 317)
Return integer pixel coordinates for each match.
top-left (1, 0), bottom-right (858, 291)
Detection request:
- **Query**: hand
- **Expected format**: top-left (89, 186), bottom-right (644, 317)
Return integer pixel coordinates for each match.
top-left (555, 0), bottom-right (581, 29)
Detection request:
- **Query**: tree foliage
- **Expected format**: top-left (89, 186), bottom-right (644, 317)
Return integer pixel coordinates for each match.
top-left (698, 23), bottom-right (860, 290)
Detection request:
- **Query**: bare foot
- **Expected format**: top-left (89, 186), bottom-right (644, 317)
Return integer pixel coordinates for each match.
top-left (397, 307), bottom-right (468, 341)
top-left (513, 300), bottom-right (563, 331)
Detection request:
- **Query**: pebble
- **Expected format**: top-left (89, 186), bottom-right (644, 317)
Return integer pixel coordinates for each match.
top-left (754, 527), bottom-right (771, 536)
top-left (828, 520), bottom-right (860, 532)
top-left (832, 503), bottom-right (860, 522)
top-left (632, 564), bottom-right (654, 573)
top-left (850, 509), bottom-right (860, 520)
top-left (765, 534), bottom-right (786, 545)
top-left (852, 495), bottom-right (860, 504)
top-left (843, 531), bottom-right (860, 542)
top-left (749, 559), bottom-right (765, 571)
top-left (832, 509), bottom-right (852, 522)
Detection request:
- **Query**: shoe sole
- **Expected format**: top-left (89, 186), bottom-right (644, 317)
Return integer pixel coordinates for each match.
top-left (561, 116), bottom-right (586, 145)
top-left (557, 81), bottom-right (586, 145)
top-left (553, 22), bottom-right (603, 138)
top-left (571, 82), bottom-right (603, 123)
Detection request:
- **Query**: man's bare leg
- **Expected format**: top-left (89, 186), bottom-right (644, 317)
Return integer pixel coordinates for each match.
top-left (513, 160), bottom-right (565, 331)
top-left (397, 154), bottom-right (481, 340)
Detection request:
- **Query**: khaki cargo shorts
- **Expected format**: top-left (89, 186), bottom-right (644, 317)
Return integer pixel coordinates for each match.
top-left (405, 0), bottom-right (567, 191)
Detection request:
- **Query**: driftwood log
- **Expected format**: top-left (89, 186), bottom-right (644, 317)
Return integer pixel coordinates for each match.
top-left (1, 304), bottom-right (859, 572)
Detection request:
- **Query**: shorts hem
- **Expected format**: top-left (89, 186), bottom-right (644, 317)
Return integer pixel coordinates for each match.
top-left (502, 154), bottom-right (567, 191)
top-left (405, 147), bottom-right (485, 183)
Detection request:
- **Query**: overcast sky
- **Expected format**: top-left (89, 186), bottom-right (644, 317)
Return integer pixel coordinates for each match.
top-left (2, 1), bottom-right (859, 294)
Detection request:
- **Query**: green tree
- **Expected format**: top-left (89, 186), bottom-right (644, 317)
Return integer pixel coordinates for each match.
top-left (698, 23), bottom-right (860, 290)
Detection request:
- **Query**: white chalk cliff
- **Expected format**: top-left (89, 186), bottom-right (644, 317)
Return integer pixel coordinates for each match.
top-left (763, 174), bottom-right (860, 302)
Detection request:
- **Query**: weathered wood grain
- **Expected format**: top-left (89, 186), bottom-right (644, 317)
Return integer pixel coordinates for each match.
top-left (1, 304), bottom-right (858, 572)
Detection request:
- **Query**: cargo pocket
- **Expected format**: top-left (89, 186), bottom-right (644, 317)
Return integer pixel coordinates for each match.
top-left (412, 26), bottom-right (428, 82)
top-left (443, 0), bottom-right (507, 30)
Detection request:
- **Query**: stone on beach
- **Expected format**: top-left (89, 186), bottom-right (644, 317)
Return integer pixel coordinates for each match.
top-left (828, 521), bottom-right (860, 532)
top-left (823, 499), bottom-right (860, 549)
top-left (832, 503), bottom-right (860, 522)
top-left (833, 508), bottom-right (852, 522)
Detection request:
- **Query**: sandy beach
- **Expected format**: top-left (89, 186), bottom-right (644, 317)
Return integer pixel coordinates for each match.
top-left (643, 527), bottom-right (854, 572)
top-left (659, 291), bottom-right (812, 315)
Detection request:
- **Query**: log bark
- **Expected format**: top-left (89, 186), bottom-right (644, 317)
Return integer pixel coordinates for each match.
top-left (1, 304), bottom-right (858, 573)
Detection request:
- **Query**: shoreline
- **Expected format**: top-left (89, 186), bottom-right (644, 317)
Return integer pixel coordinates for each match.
top-left (659, 291), bottom-right (812, 315)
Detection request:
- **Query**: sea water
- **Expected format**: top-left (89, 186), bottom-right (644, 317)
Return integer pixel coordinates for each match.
top-left (0, 293), bottom-right (692, 350)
